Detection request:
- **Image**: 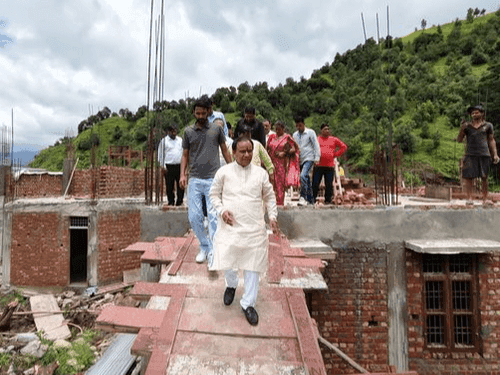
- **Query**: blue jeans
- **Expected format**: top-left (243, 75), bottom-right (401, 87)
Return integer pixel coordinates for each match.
top-left (313, 166), bottom-right (335, 203)
top-left (300, 161), bottom-right (314, 204)
top-left (188, 178), bottom-right (217, 257)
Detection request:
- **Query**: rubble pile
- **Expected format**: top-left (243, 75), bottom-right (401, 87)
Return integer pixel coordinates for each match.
top-left (0, 285), bottom-right (138, 374)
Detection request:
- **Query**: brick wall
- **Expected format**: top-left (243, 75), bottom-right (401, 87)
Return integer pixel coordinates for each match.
top-left (406, 250), bottom-right (500, 374)
top-left (11, 213), bottom-right (69, 286)
top-left (97, 166), bottom-right (144, 198)
top-left (311, 244), bottom-right (389, 374)
top-left (15, 166), bottom-right (145, 199)
top-left (68, 169), bottom-right (94, 197)
top-left (97, 210), bottom-right (141, 284)
top-left (15, 173), bottom-right (62, 198)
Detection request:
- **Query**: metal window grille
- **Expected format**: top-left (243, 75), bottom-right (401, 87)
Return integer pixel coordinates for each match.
top-left (70, 216), bottom-right (89, 229)
top-left (422, 254), bottom-right (478, 352)
top-left (455, 315), bottom-right (472, 346)
top-left (426, 315), bottom-right (445, 345)
top-left (425, 281), bottom-right (443, 310)
top-left (450, 254), bottom-right (471, 273)
top-left (423, 254), bottom-right (442, 273)
top-left (452, 281), bottom-right (471, 310)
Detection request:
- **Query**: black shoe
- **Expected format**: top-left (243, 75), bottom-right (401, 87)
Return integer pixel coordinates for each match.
top-left (223, 287), bottom-right (236, 306)
top-left (242, 306), bottom-right (259, 326)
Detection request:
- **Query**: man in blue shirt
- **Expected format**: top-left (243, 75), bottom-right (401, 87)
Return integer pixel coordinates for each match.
top-left (293, 116), bottom-right (321, 206)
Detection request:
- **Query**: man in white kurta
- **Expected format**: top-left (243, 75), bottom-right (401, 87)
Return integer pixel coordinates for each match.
top-left (209, 136), bottom-right (279, 326)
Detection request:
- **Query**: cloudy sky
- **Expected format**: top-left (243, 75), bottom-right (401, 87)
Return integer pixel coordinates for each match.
top-left (1, 1), bottom-right (499, 154)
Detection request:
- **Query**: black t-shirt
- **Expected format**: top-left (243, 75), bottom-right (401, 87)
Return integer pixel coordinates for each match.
top-left (465, 122), bottom-right (494, 156)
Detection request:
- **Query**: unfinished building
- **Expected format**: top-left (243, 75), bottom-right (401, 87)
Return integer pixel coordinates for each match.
top-left (2, 166), bottom-right (500, 374)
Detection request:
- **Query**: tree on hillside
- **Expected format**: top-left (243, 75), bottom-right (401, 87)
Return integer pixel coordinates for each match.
top-left (467, 8), bottom-right (474, 23)
top-left (421, 19), bottom-right (427, 30)
top-left (479, 62), bottom-right (500, 134)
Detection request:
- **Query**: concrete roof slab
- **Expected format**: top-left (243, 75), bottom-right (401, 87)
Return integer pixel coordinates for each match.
top-left (172, 331), bottom-right (302, 362)
top-left (405, 239), bottom-right (500, 254)
top-left (177, 296), bottom-right (297, 338)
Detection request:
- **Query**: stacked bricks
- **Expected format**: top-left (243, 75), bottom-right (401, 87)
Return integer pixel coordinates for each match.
top-left (15, 173), bottom-right (62, 198)
top-left (406, 250), bottom-right (500, 374)
top-left (15, 166), bottom-right (144, 199)
top-left (11, 213), bottom-right (69, 286)
top-left (68, 169), bottom-right (94, 197)
top-left (311, 243), bottom-right (388, 374)
top-left (97, 210), bottom-right (141, 284)
top-left (97, 166), bottom-right (144, 198)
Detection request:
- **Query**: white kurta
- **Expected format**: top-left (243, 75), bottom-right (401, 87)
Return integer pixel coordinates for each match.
top-left (209, 162), bottom-right (278, 273)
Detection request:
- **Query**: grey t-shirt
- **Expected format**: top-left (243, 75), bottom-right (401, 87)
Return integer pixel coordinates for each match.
top-left (465, 122), bottom-right (494, 157)
top-left (182, 121), bottom-right (225, 179)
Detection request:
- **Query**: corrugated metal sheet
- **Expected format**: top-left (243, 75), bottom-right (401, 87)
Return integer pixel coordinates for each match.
top-left (86, 333), bottom-right (137, 375)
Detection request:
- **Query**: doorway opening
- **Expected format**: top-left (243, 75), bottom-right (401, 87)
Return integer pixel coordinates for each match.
top-left (70, 217), bottom-right (88, 283)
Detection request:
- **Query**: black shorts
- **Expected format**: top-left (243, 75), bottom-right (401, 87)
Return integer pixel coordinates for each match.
top-left (462, 155), bottom-right (491, 179)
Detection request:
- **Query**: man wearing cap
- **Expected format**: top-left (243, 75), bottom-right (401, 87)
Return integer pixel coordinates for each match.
top-left (457, 105), bottom-right (499, 204)
top-left (157, 125), bottom-right (184, 206)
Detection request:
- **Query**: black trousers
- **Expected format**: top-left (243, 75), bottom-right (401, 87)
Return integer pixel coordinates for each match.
top-left (164, 164), bottom-right (184, 205)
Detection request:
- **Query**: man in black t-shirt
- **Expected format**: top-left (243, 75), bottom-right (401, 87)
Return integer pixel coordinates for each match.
top-left (457, 105), bottom-right (499, 204)
top-left (233, 107), bottom-right (266, 147)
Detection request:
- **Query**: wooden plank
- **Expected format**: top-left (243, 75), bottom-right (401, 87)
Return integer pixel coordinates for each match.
top-left (30, 295), bottom-right (71, 341)
top-left (286, 290), bottom-right (327, 375)
top-left (141, 237), bottom-right (185, 264)
top-left (122, 242), bottom-right (155, 254)
top-left (134, 287), bottom-right (187, 374)
top-left (167, 233), bottom-right (196, 276)
top-left (285, 257), bottom-right (325, 270)
top-left (96, 306), bottom-right (164, 332)
top-left (425, 185), bottom-right (451, 201)
top-left (131, 282), bottom-right (187, 299)
top-left (267, 238), bottom-right (284, 283)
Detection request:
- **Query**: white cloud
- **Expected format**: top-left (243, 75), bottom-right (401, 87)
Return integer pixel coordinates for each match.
top-left (0, 0), bottom-right (498, 150)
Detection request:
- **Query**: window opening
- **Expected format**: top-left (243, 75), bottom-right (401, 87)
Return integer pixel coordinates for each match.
top-left (422, 254), bottom-right (479, 352)
top-left (70, 217), bottom-right (88, 283)
top-left (70, 216), bottom-right (89, 229)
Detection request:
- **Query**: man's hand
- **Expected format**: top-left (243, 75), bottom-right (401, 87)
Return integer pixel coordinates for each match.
top-left (222, 210), bottom-right (235, 226)
top-left (493, 155), bottom-right (500, 165)
top-left (269, 173), bottom-right (275, 186)
top-left (179, 175), bottom-right (187, 190)
top-left (270, 219), bottom-right (279, 236)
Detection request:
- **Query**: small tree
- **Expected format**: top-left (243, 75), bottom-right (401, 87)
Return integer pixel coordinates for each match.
top-left (466, 8), bottom-right (474, 22)
top-left (421, 19), bottom-right (427, 30)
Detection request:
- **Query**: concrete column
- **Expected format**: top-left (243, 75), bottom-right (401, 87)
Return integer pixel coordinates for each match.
top-left (387, 242), bottom-right (409, 371)
top-left (87, 211), bottom-right (98, 286)
top-left (62, 159), bottom-right (75, 196)
top-left (1, 208), bottom-right (12, 288)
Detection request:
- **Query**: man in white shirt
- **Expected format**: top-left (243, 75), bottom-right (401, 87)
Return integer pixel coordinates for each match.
top-left (157, 125), bottom-right (184, 206)
top-left (210, 136), bottom-right (279, 326)
top-left (263, 119), bottom-right (275, 144)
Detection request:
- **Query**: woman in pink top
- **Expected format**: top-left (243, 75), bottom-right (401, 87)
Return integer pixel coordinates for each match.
top-left (267, 121), bottom-right (300, 205)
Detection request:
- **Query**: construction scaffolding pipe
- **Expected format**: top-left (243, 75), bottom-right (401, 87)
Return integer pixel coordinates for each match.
top-left (318, 336), bottom-right (369, 373)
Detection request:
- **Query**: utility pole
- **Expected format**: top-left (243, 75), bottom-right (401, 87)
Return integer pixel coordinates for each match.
top-left (361, 13), bottom-right (367, 42)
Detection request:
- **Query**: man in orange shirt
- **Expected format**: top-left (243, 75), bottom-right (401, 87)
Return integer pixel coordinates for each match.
top-left (313, 123), bottom-right (347, 204)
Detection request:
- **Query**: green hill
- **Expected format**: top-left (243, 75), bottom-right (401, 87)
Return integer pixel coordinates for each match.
top-left (31, 9), bottom-right (500, 188)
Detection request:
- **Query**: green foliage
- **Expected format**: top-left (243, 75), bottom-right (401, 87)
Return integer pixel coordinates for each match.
top-left (0, 289), bottom-right (28, 307)
top-left (394, 122), bottom-right (418, 154)
top-left (39, 330), bottom-right (99, 374)
top-left (0, 353), bottom-right (11, 368)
